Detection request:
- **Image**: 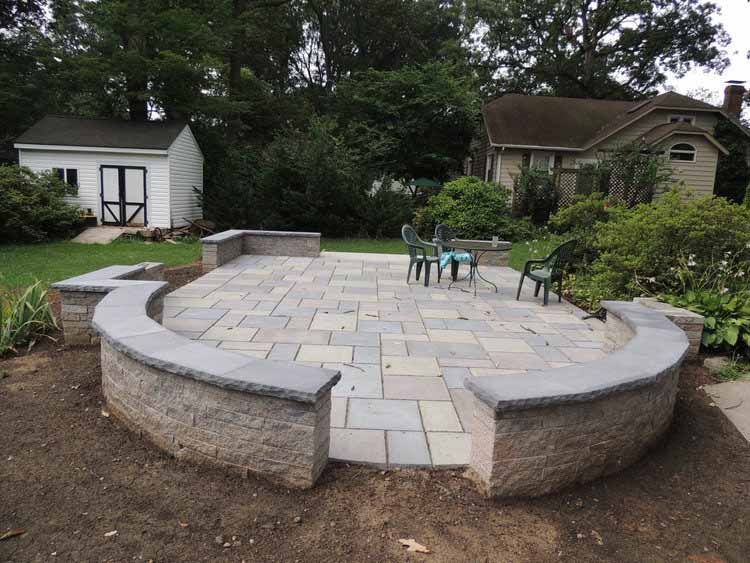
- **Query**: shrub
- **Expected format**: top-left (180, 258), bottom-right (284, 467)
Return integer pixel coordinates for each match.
top-left (0, 165), bottom-right (82, 242)
top-left (414, 176), bottom-right (534, 241)
top-left (254, 117), bottom-right (370, 237)
top-left (587, 189), bottom-right (750, 298)
top-left (0, 281), bottom-right (57, 355)
top-left (513, 168), bottom-right (557, 224)
top-left (548, 193), bottom-right (617, 266)
top-left (360, 180), bottom-right (415, 238)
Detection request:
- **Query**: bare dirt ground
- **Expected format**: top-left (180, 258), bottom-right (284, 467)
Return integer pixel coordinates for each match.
top-left (1, 265), bottom-right (749, 562)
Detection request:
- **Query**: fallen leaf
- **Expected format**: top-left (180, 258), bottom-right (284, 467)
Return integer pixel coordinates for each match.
top-left (399, 538), bottom-right (430, 553)
top-left (101, 409), bottom-right (110, 418)
top-left (591, 530), bottom-right (604, 545)
top-left (179, 521), bottom-right (189, 528)
top-left (0, 529), bottom-right (26, 541)
top-left (104, 530), bottom-right (118, 538)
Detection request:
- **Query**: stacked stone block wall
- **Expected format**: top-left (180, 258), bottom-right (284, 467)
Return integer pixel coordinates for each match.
top-left (468, 366), bottom-right (678, 497)
top-left (202, 235), bottom-right (243, 272)
top-left (466, 301), bottom-right (687, 498)
top-left (101, 340), bottom-right (330, 488)
top-left (242, 232), bottom-right (320, 258)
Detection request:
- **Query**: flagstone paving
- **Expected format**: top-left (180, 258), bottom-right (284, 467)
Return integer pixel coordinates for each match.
top-left (163, 251), bottom-right (607, 468)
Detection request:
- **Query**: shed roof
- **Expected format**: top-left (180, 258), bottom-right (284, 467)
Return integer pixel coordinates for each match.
top-left (15, 115), bottom-right (187, 150)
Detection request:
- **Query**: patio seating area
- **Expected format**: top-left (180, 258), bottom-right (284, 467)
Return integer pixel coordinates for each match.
top-left (163, 250), bottom-right (608, 467)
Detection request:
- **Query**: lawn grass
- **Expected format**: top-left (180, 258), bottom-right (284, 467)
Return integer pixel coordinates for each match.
top-left (321, 236), bottom-right (564, 271)
top-left (321, 238), bottom-right (407, 254)
top-left (0, 235), bottom-right (564, 291)
top-left (0, 239), bottom-right (201, 290)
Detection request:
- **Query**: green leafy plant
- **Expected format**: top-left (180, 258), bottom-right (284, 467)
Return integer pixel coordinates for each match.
top-left (549, 192), bottom-right (618, 267)
top-left (716, 359), bottom-right (750, 381)
top-left (0, 165), bottom-right (83, 243)
top-left (663, 289), bottom-right (750, 356)
top-left (587, 189), bottom-right (750, 299)
top-left (512, 167), bottom-right (557, 225)
top-left (0, 281), bottom-right (57, 355)
top-left (414, 176), bottom-right (537, 241)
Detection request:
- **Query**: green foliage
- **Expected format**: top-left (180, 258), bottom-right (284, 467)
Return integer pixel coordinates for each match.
top-left (715, 359), bottom-right (750, 382)
top-left (360, 182), bottom-right (415, 238)
top-left (414, 176), bottom-right (536, 241)
top-left (0, 165), bottom-right (82, 243)
top-left (469, 0), bottom-right (728, 99)
top-left (714, 118), bottom-right (750, 203)
top-left (0, 281), bottom-right (57, 356)
top-left (588, 189), bottom-right (750, 298)
top-left (549, 193), bottom-right (617, 266)
top-left (255, 118), bottom-right (370, 237)
top-left (336, 62), bottom-right (479, 180)
top-left (664, 290), bottom-right (750, 357)
top-left (512, 168), bottom-right (557, 225)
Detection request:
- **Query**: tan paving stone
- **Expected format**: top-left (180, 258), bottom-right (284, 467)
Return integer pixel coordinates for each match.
top-left (382, 355), bottom-right (440, 376)
top-left (427, 432), bottom-right (471, 466)
top-left (419, 401), bottom-right (462, 431)
top-left (297, 345), bottom-right (353, 363)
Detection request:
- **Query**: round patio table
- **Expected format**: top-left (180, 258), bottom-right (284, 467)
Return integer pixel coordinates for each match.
top-left (446, 239), bottom-right (512, 296)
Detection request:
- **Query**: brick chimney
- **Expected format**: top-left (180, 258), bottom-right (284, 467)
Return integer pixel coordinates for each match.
top-left (722, 81), bottom-right (746, 117)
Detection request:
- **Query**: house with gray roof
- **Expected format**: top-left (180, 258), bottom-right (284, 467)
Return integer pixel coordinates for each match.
top-left (467, 85), bottom-right (749, 198)
top-left (14, 115), bottom-right (204, 229)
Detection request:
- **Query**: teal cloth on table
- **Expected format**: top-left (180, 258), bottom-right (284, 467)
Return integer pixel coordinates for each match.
top-left (440, 251), bottom-right (472, 270)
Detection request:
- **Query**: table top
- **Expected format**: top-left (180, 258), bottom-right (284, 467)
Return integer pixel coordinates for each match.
top-left (447, 238), bottom-right (512, 251)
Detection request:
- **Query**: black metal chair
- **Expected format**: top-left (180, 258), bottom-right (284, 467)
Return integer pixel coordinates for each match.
top-left (516, 240), bottom-right (577, 305)
top-left (434, 223), bottom-right (462, 281)
top-left (401, 225), bottom-right (441, 286)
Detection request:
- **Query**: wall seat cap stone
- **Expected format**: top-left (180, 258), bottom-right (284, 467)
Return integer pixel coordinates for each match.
top-left (57, 265), bottom-right (340, 404)
top-left (465, 300), bottom-right (689, 412)
top-left (201, 229), bottom-right (321, 244)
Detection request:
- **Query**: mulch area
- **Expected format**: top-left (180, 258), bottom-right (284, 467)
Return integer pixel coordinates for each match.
top-left (1, 265), bottom-right (749, 562)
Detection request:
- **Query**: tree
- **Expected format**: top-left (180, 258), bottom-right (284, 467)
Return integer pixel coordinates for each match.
top-left (335, 62), bottom-right (479, 181)
top-left (469, 0), bottom-right (730, 99)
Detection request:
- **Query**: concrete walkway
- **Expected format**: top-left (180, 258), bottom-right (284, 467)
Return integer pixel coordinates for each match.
top-left (705, 381), bottom-right (750, 442)
top-left (72, 226), bottom-right (140, 244)
top-left (163, 252), bottom-right (607, 468)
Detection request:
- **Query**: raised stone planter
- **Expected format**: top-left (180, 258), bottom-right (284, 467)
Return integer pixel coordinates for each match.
top-left (201, 230), bottom-right (321, 271)
top-left (53, 265), bottom-right (340, 488)
top-left (465, 301), bottom-right (689, 498)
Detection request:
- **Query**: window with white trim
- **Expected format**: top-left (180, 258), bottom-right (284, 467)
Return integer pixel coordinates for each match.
top-left (668, 115), bottom-right (695, 125)
top-left (52, 168), bottom-right (79, 187)
top-left (669, 143), bottom-right (696, 162)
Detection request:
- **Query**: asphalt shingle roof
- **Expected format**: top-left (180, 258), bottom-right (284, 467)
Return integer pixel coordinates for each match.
top-left (15, 115), bottom-right (187, 150)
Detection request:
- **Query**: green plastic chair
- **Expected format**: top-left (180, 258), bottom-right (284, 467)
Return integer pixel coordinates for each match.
top-left (434, 224), bottom-right (462, 281)
top-left (401, 225), bottom-right (441, 286)
top-left (516, 240), bottom-right (577, 305)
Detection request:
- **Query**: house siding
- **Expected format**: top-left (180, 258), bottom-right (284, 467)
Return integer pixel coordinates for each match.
top-left (655, 134), bottom-right (719, 197)
top-left (18, 149), bottom-right (171, 228)
top-left (167, 126), bottom-right (204, 227)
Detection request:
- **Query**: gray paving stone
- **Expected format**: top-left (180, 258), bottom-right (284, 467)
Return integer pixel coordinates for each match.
top-left (326, 363), bottom-right (383, 399)
top-left (442, 367), bottom-right (471, 389)
top-left (387, 431), bottom-right (431, 466)
top-left (253, 328), bottom-right (330, 344)
top-left (359, 320), bottom-right (403, 333)
top-left (238, 315), bottom-right (290, 328)
top-left (449, 389), bottom-right (474, 432)
top-left (353, 346), bottom-right (380, 364)
top-left (331, 397), bottom-right (347, 427)
top-left (347, 399), bottom-right (422, 431)
top-left (330, 332), bottom-right (380, 347)
top-left (407, 341), bottom-right (488, 359)
top-left (426, 432), bottom-right (471, 466)
top-left (177, 307), bottom-right (228, 320)
top-left (383, 376), bottom-right (450, 401)
top-left (267, 343), bottom-right (299, 361)
top-left (330, 428), bottom-right (386, 464)
top-left (382, 355), bottom-right (440, 376)
top-left (200, 325), bottom-right (258, 342)
top-left (489, 351), bottom-right (548, 370)
top-left (162, 317), bottom-right (216, 333)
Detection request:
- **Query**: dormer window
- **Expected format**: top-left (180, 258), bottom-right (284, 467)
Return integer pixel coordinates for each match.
top-left (668, 115), bottom-right (695, 125)
top-left (669, 143), bottom-right (696, 162)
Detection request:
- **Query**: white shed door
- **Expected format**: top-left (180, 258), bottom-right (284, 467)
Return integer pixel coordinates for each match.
top-left (100, 166), bottom-right (147, 226)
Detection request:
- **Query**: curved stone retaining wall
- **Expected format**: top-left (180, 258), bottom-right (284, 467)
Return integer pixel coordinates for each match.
top-left (53, 265), bottom-right (340, 488)
top-left (465, 301), bottom-right (689, 498)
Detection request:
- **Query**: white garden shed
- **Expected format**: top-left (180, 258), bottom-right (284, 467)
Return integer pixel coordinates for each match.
top-left (15, 115), bottom-right (204, 229)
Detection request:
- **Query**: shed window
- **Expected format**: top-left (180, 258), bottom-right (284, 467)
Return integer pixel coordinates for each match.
top-left (52, 168), bottom-right (79, 187)
top-left (669, 143), bottom-right (696, 162)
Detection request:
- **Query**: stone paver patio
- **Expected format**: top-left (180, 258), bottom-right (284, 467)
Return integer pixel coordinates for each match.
top-left (162, 251), bottom-right (607, 468)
